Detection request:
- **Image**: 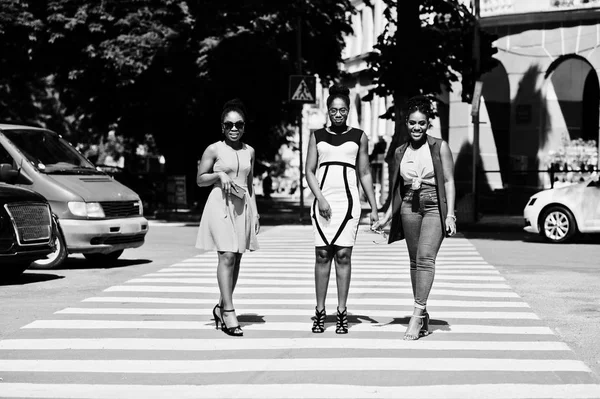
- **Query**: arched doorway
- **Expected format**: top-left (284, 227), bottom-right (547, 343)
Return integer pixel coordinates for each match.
top-left (545, 55), bottom-right (599, 144)
top-left (543, 55), bottom-right (599, 184)
top-left (582, 71), bottom-right (599, 142)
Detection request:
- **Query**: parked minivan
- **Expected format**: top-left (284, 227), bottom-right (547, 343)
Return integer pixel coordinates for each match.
top-left (0, 124), bottom-right (149, 268)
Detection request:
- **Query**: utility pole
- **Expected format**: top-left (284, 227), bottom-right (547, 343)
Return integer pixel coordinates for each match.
top-left (296, 16), bottom-right (305, 222)
top-left (472, 0), bottom-right (481, 222)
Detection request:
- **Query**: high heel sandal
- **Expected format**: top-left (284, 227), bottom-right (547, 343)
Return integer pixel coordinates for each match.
top-left (212, 304), bottom-right (222, 330)
top-left (422, 309), bottom-right (430, 336)
top-left (335, 307), bottom-right (348, 334)
top-left (311, 307), bottom-right (326, 333)
top-left (220, 309), bottom-right (243, 337)
top-left (404, 312), bottom-right (430, 340)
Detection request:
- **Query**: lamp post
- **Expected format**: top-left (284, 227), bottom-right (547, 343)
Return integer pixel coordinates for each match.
top-left (296, 16), bottom-right (305, 222)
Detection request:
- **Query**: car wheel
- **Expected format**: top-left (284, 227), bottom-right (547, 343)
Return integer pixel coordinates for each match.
top-left (84, 249), bottom-right (124, 264)
top-left (30, 229), bottom-right (68, 269)
top-left (540, 206), bottom-right (577, 243)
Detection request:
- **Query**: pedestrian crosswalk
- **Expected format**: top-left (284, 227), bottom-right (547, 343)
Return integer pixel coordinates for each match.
top-left (0, 226), bottom-right (599, 398)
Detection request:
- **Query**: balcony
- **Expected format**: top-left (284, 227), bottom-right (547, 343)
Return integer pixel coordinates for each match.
top-left (481, 0), bottom-right (600, 17)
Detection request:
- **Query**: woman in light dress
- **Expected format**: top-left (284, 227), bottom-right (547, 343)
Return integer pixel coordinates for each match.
top-left (196, 99), bottom-right (260, 337)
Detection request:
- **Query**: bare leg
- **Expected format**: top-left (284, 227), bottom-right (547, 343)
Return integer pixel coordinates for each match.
top-left (314, 246), bottom-right (334, 311)
top-left (217, 251), bottom-right (242, 333)
top-left (334, 246), bottom-right (353, 311)
top-left (218, 252), bottom-right (242, 306)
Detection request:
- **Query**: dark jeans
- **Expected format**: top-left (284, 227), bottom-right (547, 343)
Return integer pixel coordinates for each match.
top-left (401, 185), bottom-right (444, 308)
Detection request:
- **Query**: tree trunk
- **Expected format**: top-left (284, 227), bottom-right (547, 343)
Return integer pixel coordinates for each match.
top-left (381, 0), bottom-right (421, 211)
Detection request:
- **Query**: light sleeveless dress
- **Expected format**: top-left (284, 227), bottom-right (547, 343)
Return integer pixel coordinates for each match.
top-left (311, 128), bottom-right (363, 248)
top-left (195, 141), bottom-right (259, 253)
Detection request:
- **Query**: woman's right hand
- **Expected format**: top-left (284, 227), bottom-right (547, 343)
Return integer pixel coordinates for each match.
top-left (317, 198), bottom-right (332, 221)
top-left (217, 172), bottom-right (234, 195)
top-left (371, 216), bottom-right (390, 231)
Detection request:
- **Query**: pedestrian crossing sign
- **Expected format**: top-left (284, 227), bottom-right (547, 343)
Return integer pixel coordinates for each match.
top-left (289, 75), bottom-right (316, 104)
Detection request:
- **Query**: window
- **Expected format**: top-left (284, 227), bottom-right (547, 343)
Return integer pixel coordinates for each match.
top-left (0, 143), bottom-right (15, 166)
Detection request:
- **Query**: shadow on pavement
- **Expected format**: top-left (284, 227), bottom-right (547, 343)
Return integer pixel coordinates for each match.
top-left (51, 258), bottom-right (152, 270)
top-left (461, 229), bottom-right (600, 244)
top-left (0, 272), bottom-right (64, 286)
top-left (237, 314), bottom-right (266, 329)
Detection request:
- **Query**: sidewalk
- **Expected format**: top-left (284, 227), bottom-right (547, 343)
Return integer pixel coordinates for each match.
top-left (152, 193), bottom-right (524, 232)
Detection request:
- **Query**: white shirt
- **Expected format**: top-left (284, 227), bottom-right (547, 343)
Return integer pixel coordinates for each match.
top-left (400, 144), bottom-right (435, 188)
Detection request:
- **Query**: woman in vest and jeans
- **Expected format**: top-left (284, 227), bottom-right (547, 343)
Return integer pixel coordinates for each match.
top-left (373, 96), bottom-right (457, 340)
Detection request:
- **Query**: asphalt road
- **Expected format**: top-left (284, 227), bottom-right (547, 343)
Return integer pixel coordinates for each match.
top-left (0, 222), bottom-right (599, 395)
top-left (463, 229), bottom-right (600, 376)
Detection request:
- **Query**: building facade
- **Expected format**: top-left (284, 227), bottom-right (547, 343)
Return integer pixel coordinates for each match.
top-left (303, 0), bottom-right (600, 213)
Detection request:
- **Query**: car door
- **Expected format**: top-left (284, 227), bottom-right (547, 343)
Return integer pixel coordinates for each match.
top-left (580, 178), bottom-right (600, 231)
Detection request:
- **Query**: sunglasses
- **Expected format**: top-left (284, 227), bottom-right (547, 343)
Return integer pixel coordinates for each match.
top-left (363, 228), bottom-right (388, 245)
top-left (222, 121), bottom-right (245, 130)
top-left (328, 108), bottom-right (348, 116)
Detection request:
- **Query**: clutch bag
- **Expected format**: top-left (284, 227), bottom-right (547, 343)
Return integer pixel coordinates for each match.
top-left (229, 184), bottom-right (246, 199)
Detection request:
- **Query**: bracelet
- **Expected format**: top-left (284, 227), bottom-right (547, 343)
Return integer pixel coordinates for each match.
top-left (446, 215), bottom-right (457, 221)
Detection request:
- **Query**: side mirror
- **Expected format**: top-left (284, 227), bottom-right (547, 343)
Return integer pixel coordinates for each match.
top-left (0, 163), bottom-right (18, 183)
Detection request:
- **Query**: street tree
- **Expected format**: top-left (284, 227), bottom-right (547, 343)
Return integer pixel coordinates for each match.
top-left (183, 0), bottom-right (355, 164)
top-left (0, 0), bottom-right (355, 206)
top-left (0, 0), bottom-right (46, 126)
top-left (364, 0), bottom-right (497, 207)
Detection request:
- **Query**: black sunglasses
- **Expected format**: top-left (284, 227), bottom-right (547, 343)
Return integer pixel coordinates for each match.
top-left (222, 121), bottom-right (245, 130)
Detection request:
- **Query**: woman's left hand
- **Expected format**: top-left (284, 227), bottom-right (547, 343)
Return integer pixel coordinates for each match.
top-left (445, 216), bottom-right (457, 236)
top-left (370, 209), bottom-right (379, 226)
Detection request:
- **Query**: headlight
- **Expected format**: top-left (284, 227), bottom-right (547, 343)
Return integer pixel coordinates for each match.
top-left (136, 200), bottom-right (143, 216)
top-left (527, 198), bottom-right (537, 206)
top-left (68, 202), bottom-right (105, 218)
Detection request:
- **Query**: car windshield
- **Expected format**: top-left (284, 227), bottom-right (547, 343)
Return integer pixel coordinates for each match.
top-left (2, 129), bottom-right (102, 174)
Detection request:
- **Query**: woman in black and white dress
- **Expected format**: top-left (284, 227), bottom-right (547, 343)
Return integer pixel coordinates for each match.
top-left (305, 84), bottom-right (379, 334)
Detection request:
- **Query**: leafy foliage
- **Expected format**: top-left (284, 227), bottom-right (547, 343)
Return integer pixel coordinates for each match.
top-left (0, 0), bottom-right (354, 176)
top-left (0, 0), bottom-right (45, 125)
top-left (365, 0), bottom-right (497, 121)
top-left (363, 0), bottom-right (497, 209)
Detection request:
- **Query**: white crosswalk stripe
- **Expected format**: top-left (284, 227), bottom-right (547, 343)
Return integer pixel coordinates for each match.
top-left (0, 225), bottom-right (599, 398)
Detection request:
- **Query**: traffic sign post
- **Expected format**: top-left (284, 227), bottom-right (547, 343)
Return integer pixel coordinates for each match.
top-left (289, 75), bottom-right (316, 104)
top-left (289, 74), bottom-right (316, 223)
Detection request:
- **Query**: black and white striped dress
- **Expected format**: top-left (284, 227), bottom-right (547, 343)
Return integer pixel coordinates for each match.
top-left (311, 127), bottom-right (363, 248)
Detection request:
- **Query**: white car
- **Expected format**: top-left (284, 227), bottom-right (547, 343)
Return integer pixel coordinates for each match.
top-left (523, 176), bottom-right (600, 243)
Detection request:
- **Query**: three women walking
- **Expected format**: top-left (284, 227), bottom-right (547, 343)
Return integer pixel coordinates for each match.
top-left (197, 93), bottom-right (456, 340)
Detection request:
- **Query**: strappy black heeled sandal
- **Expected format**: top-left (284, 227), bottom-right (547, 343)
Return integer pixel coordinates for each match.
top-left (220, 309), bottom-right (243, 337)
top-left (311, 307), bottom-right (326, 333)
top-left (212, 304), bottom-right (222, 330)
top-left (335, 307), bottom-right (348, 334)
